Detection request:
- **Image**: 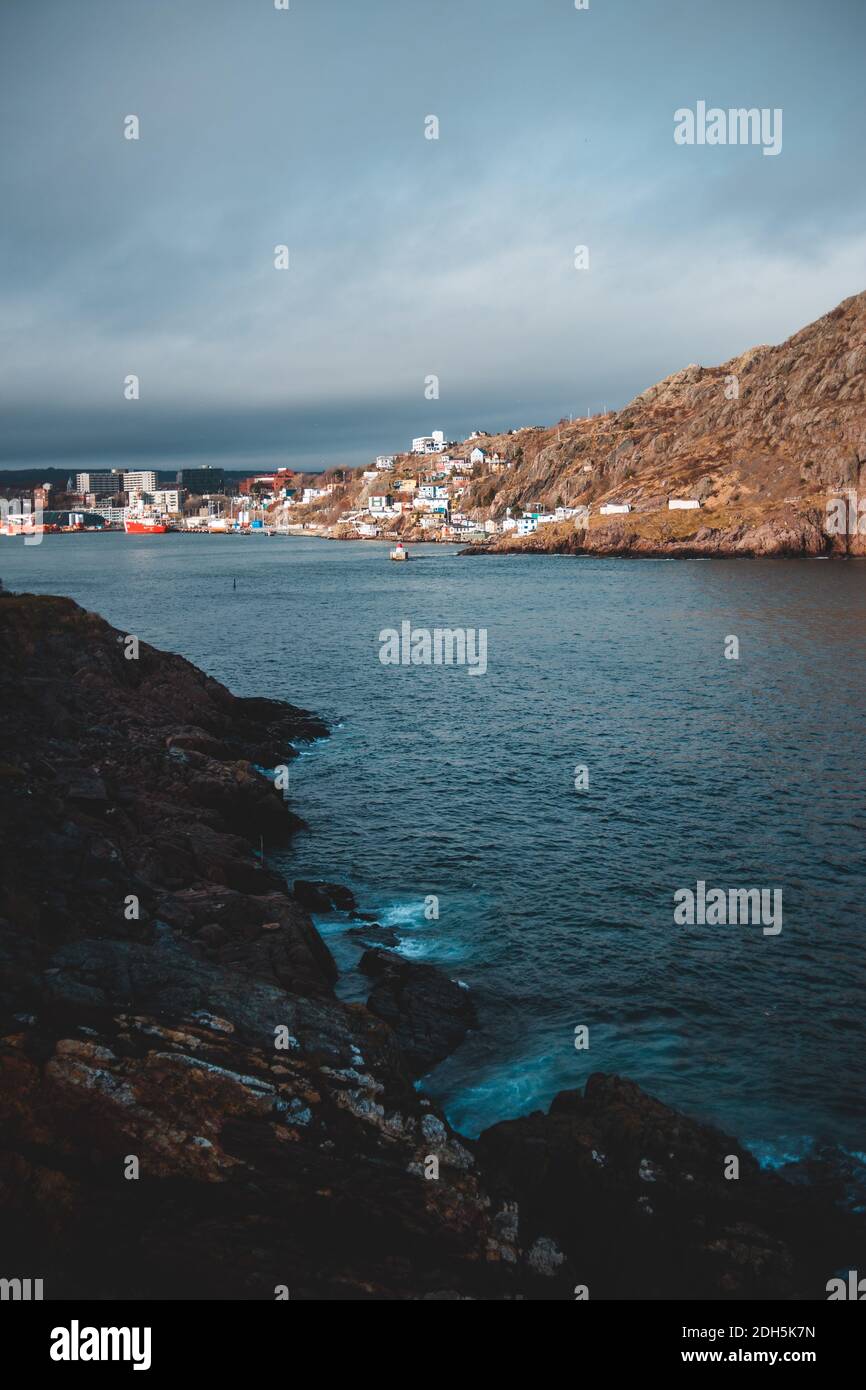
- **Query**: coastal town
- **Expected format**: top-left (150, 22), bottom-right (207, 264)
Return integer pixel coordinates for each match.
top-left (0, 423), bottom-right (702, 546)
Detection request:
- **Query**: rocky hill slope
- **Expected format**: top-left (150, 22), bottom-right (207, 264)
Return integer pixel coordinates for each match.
top-left (467, 289), bottom-right (866, 556)
top-left (0, 592), bottom-right (861, 1299)
top-left (292, 290), bottom-right (866, 557)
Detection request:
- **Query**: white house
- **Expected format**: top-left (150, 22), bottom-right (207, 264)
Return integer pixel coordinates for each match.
top-left (469, 447), bottom-right (486, 465)
top-left (369, 493), bottom-right (392, 511)
top-left (375, 456), bottom-right (395, 469)
top-left (668, 498), bottom-right (701, 510)
top-left (517, 516), bottom-right (538, 536)
top-left (302, 486), bottom-right (334, 505)
top-left (412, 430), bottom-right (446, 454)
top-left (358, 521), bottom-right (380, 537)
top-left (600, 502), bottom-right (631, 515)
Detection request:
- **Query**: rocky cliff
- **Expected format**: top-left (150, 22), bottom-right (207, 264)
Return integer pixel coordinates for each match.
top-left (292, 289), bottom-right (866, 558)
top-left (0, 593), bottom-right (861, 1298)
top-left (468, 289), bottom-right (866, 556)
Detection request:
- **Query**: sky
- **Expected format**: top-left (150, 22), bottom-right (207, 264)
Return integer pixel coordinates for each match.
top-left (1, 0), bottom-right (864, 473)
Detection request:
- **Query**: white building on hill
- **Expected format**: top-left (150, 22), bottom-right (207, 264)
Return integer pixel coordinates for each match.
top-left (412, 430), bottom-right (446, 454)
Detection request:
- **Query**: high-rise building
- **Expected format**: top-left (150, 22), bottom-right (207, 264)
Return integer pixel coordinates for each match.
top-left (75, 470), bottom-right (116, 496)
top-left (176, 466), bottom-right (226, 495)
top-left (122, 470), bottom-right (158, 496)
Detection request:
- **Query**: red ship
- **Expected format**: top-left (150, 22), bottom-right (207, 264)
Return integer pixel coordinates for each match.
top-left (124, 516), bottom-right (167, 534)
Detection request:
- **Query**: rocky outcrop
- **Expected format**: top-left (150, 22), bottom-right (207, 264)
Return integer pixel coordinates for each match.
top-left (0, 592), bottom-right (861, 1299)
top-left (348, 922), bottom-right (401, 949)
top-left (0, 593), bottom-right (511, 1299)
top-left (463, 508), bottom-right (834, 559)
top-left (478, 1075), bottom-right (864, 1300)
top-left (293, 879), bottom-right (357, 913)
top-left (360, 949), bottom-right (477, 1076)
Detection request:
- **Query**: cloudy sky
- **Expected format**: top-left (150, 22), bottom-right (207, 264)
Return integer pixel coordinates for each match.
top-left (1, 0), bottom-right (864, 472)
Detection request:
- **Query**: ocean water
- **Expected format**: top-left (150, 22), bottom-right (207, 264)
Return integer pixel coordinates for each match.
top-left (3, 533), bottom-right (864, 1164)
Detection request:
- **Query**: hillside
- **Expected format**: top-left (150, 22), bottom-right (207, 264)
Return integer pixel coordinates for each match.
top-left (283, 290), bottom-right (866, 557)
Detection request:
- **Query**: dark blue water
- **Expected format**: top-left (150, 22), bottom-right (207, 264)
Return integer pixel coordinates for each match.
top-left (3, 533), bottom-right (864, 1166)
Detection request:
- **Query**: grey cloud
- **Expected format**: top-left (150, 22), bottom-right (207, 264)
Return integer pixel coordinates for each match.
top-left (1, 0), bottom-right (864, 469)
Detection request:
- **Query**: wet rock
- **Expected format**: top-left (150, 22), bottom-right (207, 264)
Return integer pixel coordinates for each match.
top-left (359, 949), bottom-right (477, 1076)
top-left (348, 923), bottom-right (400, 948)
top-left (293, 880), bottom-right (357, 913)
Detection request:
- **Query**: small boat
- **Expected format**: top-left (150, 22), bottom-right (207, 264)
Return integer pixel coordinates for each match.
top-left (124, 516), bottom-right (167, 534)
top-left (390, 542), bottom-right (409, 561)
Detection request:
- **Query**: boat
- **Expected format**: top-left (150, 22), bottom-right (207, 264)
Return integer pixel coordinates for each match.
top-left (124, 515), bottom-right (167, 534)
top-left (389, 542), bottom-right (409, 561)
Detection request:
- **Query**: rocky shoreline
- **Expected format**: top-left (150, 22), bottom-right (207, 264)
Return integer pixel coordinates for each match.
top-left (1, 591), bottom-right (862, 1299)
top-left (459, 512), bottom-right (856, 559)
